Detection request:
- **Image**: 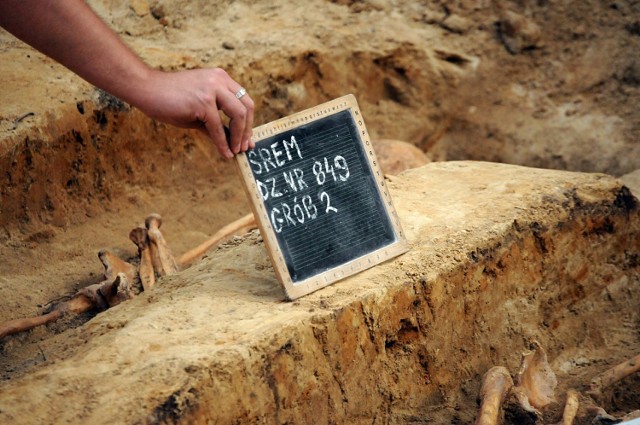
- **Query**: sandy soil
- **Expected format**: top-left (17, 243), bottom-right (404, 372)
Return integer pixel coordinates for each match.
top-left (1, 0), bottom-right (639, 423)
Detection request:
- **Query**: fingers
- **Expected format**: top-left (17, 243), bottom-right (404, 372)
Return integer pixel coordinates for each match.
top-left (196, 68), bottom-right (255, 158)
top-left (212, 69), bottom-right (254, 154)
top-left (202, 108), bottom-right (234, 159)
top-left (217, 89), bottom-right (246, 155)
top-left (217, 88), bottom-right (254, 155)
top-left (239, 94), bottom-right (255, 151)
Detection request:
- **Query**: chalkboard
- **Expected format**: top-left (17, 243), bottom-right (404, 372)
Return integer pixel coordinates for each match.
top-left (237, 95), bottom-right (408, 300)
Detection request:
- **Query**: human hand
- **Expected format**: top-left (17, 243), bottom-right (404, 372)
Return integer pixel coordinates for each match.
top-left (0, 1), bottom-right (254, 159)
top-left (134, 67), bottom-right (255, 159)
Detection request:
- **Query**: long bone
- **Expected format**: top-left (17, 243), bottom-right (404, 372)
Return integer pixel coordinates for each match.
top-left (587, 353), bottom-right (640, 400)
top-left (555, 389), bottom-right (579, 425)
top-left (178, 213), bottom-right (256, 267)
top-left (475, 366), bottom-right (514, 425)
top-left (129, 227), bottom-right (155, 291)
top-left (145, 213), bottom-right (179, 276)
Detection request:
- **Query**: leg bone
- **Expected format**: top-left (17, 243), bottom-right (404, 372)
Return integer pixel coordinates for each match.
top-left (555, 389), bottom-right (579, 425)
top-left (129, 227), bottom-right (155, 291)
top-left (475, 366), bottom-right (514, 425)
top-left (178, 213), bottom-right (256, 267)
top-left (587, 353), bottom-right (640, 400)
top-left (145, 213), bottom-right (179, 276)
top-left (0, 293), bottom-right (94, 340)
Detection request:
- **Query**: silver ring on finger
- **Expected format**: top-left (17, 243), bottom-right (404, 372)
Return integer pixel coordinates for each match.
top-left (235, 87), bottom-right (247, 99)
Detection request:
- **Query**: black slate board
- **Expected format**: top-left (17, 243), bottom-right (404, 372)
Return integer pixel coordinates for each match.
top-left (237, 95), bottom-right (408, 299)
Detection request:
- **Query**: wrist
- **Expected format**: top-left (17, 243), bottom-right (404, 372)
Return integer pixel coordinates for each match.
top-left (121, 65), bottom-right (161, 114)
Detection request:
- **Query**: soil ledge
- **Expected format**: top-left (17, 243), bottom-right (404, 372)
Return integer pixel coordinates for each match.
top-left (0, 161), bottom-right (638, 424)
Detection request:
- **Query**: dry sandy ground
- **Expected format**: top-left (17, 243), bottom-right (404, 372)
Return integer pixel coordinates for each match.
top-left (1, 0), bottom-right (639, 423)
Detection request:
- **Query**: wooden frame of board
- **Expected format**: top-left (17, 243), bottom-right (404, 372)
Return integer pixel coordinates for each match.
top-left (236, 94), bottom-right (408, 300)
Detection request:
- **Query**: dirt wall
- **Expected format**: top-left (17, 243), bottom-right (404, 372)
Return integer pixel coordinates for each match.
top-left (3, 1), bottom-right (640, 233)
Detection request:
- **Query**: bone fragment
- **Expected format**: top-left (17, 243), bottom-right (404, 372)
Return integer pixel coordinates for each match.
top-left (102, 272), bottom-right (133, 306)
top-left (0, 293), bottom-right (94, 340)
top-left (129, 227), bottom-right (155, 291)
top-left (0, 310), bottom-right (63, 339)
top-left (506, 386), bottom-right (543, 423)
top-left (555, 389), bottom-right (579, 425)
top-left (621, 410), bottom-right (640, 421)
top-left (589, 407), bottom-right (620, 425)
top-left (145, 213), bottom-right (179, 276)
top-left (80, 273), bottom-right (133, 310)
top-left (587, 353), bottom-right (640, 399)
top-left (178, 213), bottom-right (256, 267)
top-left (475, 366), bottom-right (514, 425)
top-left (513, 341), bottom-right (557, 409)
top-left (85, 251), bottom-right (136, 308)
top-left (98, 249), bottom-right (137, 282)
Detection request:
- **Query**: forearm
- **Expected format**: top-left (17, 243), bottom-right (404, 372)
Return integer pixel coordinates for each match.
top-left (0, 0), bottom-right (151, 106)
top-left (1, 0), bottom-right (255, 158)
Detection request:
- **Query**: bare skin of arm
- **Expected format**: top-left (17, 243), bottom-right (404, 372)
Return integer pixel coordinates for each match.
top-left (0, 0), bottom-right (254, 158)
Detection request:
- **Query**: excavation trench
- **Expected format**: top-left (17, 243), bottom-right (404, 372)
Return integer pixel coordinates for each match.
top-left (1, 2), bottom-right (640, 420)
top-left (0, 159), bottom-right (638, 424)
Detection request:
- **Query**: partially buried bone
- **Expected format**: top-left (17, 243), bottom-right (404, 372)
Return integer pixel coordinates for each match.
top-left (501, 342), bottom-right (556, 424)
top-left (1, 214), bottom-right (258, 340)
top-left (587, 353), bottom-right (640, 400)
top-left (80, 250), bottom-right (136, 310)
top-left (513, 341), bottom-right (557, 409)
top-left (506, 386), bottom-right (543, 423)
top-left (98, 248), bottom-right (137, 282)
top-left (129, 227), bottom-right (155, 291)
top-left (475, 366), bottom-right (514, 425)
top-left (589, 407), bottom-right (621, 425)
top-left (80, 273), bottom-right (133, 311)
top-left (145, 213), bottom-right (179, 276)
top-left (554, 389), bottom-right (579, 425)
top-left (178, 213), bottom-right (256, 267)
